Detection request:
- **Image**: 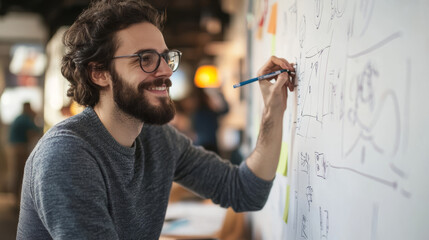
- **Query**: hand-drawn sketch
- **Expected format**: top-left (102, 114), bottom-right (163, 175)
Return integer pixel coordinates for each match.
top-left (315, 152), bottom-right (328, 179)
top-left (306, 186), bottom-right (313, 209)
top-left (319, 206), bottom-right (329, 239)
top-left (296, 43), bottom-right (332, 139)
top-left (300, 152), bottom-right (310, 174)
top-left (288, 0), bottom-right (298, 34)
top-left (299, 16), bottom-right (306, 48)
top-left (250, 1), bottom-right (425, 239)
top-left (329, 0), bottom-right (346, 21)
top-left (301, 214), bottom-right (309, 239)
top-left (349, 0), bottom-right (376, 37)
top-left (314, 0), bottom-right (323, 29)
top-left (343, 61), bottom-right (401, 160)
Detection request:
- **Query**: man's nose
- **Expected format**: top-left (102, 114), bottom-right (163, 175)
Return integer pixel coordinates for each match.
top-left (154, 57), bottom-right (173, 77)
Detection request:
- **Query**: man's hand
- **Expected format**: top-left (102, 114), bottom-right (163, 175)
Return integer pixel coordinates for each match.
top-left (258, 56), bottom-right (295, 114)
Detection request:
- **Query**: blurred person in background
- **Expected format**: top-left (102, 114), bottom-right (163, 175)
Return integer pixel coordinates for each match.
top-left (191, 87), bottom-right (229, 155)
top-left (169, 96), bottom-right (197, 141)
top-left (8, 102), bottom-right (41, 208)
top-left (17, 0), bottom-right (295, 239)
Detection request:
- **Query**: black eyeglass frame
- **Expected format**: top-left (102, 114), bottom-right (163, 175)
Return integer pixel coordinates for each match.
top-left (112, 49), bottom-right (182, 73)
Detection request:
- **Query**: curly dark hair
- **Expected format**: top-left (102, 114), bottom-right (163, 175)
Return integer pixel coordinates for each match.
top-left (61, 0), bottom-right (165, 107)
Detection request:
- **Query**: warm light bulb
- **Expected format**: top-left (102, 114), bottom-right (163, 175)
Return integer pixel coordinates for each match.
top-left (194, 65), bottom-right (220, 88)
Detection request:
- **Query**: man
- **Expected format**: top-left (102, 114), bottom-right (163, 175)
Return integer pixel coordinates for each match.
top-left (8, 102), bottom-right (41, 208)
top-left (17, 0), bottom-right (295, 239)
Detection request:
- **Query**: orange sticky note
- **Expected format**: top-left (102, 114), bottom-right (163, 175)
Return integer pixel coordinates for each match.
top-left (267, 2), bottom-right (278, 35)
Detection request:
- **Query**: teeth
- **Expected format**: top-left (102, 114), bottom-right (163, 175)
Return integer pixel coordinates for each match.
top-left (148, 86), bottom-right (166, 91)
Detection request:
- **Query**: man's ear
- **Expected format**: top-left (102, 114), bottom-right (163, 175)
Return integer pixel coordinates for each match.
top-left (88, 63), bottom-right (110, 88)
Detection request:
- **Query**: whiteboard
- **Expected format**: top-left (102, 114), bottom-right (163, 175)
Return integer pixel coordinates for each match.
top-left (247, 0), bottom-right (429, 239)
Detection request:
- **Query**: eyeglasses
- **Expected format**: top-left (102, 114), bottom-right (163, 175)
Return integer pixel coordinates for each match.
top-left (112, 49), bottom-right (182, 73)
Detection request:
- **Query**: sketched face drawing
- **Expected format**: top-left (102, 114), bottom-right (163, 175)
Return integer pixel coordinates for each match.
top-left (355, 62), bottom-right (377, 122)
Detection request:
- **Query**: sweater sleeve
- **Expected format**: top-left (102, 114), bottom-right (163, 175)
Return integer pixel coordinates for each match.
top-left (167, 125), bottom-right (274, 212)
top-left (28, 134), bottom-right (119, 240)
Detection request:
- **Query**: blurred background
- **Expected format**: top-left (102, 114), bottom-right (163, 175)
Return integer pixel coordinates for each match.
top-left (0, 0), bottom-right (253, 238)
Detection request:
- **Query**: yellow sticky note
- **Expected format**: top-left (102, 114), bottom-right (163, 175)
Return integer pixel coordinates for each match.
top-left (267, 2), bottom-right (278, 35)
top-left (271, 35), bottom-right (276, 55)
top-left (284, 185), bottom-right (290, 223)
top-left (276, 142), bottom-right (288, 176)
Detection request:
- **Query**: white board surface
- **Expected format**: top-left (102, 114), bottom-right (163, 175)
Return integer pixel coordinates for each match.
top-left (247, 0), bottom-right (429, 239)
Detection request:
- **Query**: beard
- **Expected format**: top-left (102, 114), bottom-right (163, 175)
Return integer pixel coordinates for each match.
top-left (110, 69), bottom-right (176, 125)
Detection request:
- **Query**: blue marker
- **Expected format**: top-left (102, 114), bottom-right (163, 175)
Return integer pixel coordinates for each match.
top-left (233, 69), bottom-right (293, 88)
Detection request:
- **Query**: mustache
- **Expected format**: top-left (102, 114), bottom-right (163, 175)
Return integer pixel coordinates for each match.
top-left (138, 78), bottom-right (172, 92)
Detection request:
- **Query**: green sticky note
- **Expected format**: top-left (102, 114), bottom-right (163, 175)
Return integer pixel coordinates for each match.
top-left (271, 35), bottom-right (276, 55)
top-left (283, 185), bottom-right (290, 223)
top-left (276, 142), bottom-right (288, 176)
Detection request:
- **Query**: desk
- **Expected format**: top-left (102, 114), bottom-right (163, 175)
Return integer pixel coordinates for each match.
top-left (161, 201), bottom-right (227, 239)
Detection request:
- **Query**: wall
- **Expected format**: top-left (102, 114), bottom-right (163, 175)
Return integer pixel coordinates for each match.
top-left (246, 0), bottom-right (429, 239)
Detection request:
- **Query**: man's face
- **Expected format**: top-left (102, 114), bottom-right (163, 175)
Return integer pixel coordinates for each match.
top-left (111, 68), bottom-right (175, 124)
top-left (111, 22), bottom-right (175, 124)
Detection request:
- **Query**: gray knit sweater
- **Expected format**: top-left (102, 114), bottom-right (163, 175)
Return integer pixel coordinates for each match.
top-left (17, 107), bottom-right (273, 239)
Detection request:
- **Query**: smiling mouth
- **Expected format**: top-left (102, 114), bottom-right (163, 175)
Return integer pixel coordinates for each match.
top-left (138, 78), bottom-right (172, 97)
top-left (148, 86), bottom-right (167, 91)
top-left (146, 85), bottom-right (169, 97)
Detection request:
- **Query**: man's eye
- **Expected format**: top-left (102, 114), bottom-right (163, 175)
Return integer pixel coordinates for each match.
top-left (140, 54), bottom-right (156, 66)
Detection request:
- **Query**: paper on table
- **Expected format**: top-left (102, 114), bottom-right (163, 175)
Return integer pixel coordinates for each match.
top-left (161, 202), bottom-right (227, 236)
